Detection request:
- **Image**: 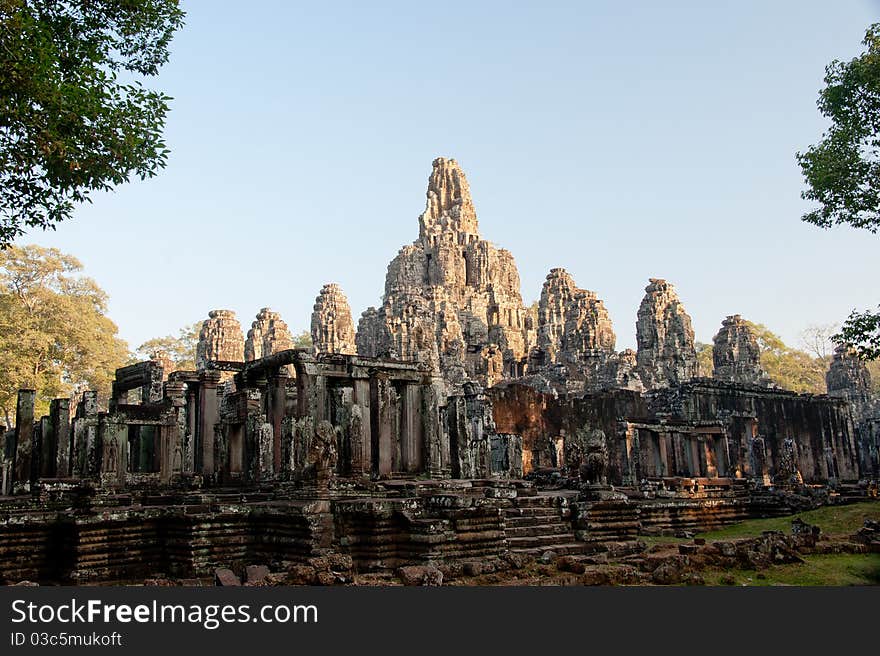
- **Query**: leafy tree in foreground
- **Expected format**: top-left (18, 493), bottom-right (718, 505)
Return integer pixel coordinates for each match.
top-left (797, 23), bottom-right (880, 359)
top-left (0, 244), bottom-right (129, 427)
top-left (135, 321), bottom-right (200, 371)
top-left (0, 0), bottom-right (185, 247)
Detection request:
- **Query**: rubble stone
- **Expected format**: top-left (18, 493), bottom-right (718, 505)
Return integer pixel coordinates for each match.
top-left (397, 565), bottom-right (443, 586)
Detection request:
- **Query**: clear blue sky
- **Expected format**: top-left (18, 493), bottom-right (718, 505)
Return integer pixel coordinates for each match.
top-left (29, 0), bottom-right (880, 352)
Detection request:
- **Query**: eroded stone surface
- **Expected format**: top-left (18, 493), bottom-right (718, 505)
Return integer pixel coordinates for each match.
top-left (311, 284), bottom-right (356, 355)
top-left (526, 268), bottom-right (620, 393)
top-left (636, 279), bottom-right (698, 389)
top-left (196, 310), bottom-right (244, 370)
top-left (246, 308), bottom-right (294, 361)
top-left (354, 157), bottom-right (534, 391)
top-left (827, 344), bottom-right (873, 408)
top-left (712, 315), bottom-right (771, 386)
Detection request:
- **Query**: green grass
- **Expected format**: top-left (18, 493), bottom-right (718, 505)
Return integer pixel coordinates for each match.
top-left (698, 500), bottom-right (880, 541)
top-left (701, 553), bottom-right (880, 586)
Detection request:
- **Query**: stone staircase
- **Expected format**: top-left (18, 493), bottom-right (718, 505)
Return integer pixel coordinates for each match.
top-left (504, 493), bottom-right (587, 557)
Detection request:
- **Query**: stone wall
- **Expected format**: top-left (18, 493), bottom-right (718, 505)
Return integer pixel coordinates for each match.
top-left (490, 379), bottom-right (863, 485)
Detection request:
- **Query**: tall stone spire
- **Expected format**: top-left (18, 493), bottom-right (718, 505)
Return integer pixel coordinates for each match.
top-left (827, 344), bottom-right (873, 407)
top-left (354, 157), bottom-right (533, 391)
top-left (311, 283), bottom-right (357, 355)
top-left (635, 279), bottom-right (698, 388)
top-left (418, 157), bottom-right (479, 240)
top-left (245, 308), bottom-right (294, 361)
top-left (196, 310), bottom-right (245, 370)
top-left (530, 268), bottom-right (616, 391)
top-left (712, 315), bottom-right (771, 386)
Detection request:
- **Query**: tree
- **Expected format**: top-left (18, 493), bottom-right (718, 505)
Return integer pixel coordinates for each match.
top-left (745, 321), bottom-right (828, 394)
top-left (135, 321), bottom-right (199, 371)
top-left (0, 244), bottom-right (129, 427)
top-left (695, 341), bottom-right (713, 377)
top-left (0, 0), bottom-right (185, 247)
top-left (798, 23), bottom-right (880, 233)
top-left (292, 330), bottom-right (312, 350)
top-left (797, 23), bottom-right (880, 360)
top-left (799, 323), bottom-right (838, 361)
top-left (835, 308), bottom-right (880, 361)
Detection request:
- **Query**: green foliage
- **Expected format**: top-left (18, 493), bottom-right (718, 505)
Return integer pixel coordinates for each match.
top-left (798, 24), bottom-right (880, 361)
top-left (292, 330), bottom-right (312, 350)
top-left (695, 341), bottom-right (713, 377)
top-left (135, 321), bottom-right (199, 371)
top-left (0, 244), bottom-right (129, 426)
top-left (835, 306), bottom-right (880, 361)
top-left (798, 23), bottom-right (880, 233)
top-left (0, 0), bottom-right (185, 246)
top-left (744, 321), bottom-right (828, 394)
top-left (867, 360), bottom-right (880, 394)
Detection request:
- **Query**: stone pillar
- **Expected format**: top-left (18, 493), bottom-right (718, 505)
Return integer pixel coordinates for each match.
top-left (372, 374), bottom-right (393, 477)
top-left (352, 379), bottom-right (372, 476)
top-left (422, 378), bottom-right (447, 478)
top-left (164, 380), bottom-right (187, 481)
top-left (184, 384), bottom-right (198, 474)
top-left (198, 371), bottom-right (221, 476)
top-left (267, 373), bottom-right (288, 475)
top-left (38, 415), bottom-right (52, 478)
top-left (72, 391), bottom-right (99, 478)
top-left (622, 423), bottom-right (640, 485)
top-left (1, 430), bottom-right (13, 495)
top-left (51, 398), bottom-right (71, 478)
top-left (13, 390), bottom-right (36, 493)
top-left (401, 384), bottom-right (423, 473)
top-left (657, 431), bottom-right (669, 477)
top-left (100, 417), bottom-right (127, 487)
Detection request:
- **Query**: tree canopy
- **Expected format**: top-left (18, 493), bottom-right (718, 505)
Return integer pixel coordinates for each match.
top-left (797, 23), bottom-right (880, 233)
top-left (292, 330), bottom-right (312, 350)
top-left (797, 23), bottom-right (880, 360)
top-left (0, 244), bottom-right (128, 427)
top-left (698, 323), bottom-right (833, 395)
top-left (0, 0), bottom-right (185, 247)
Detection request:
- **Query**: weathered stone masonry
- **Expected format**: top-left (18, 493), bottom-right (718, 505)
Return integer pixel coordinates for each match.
top-left (0, 156), bottom-right (877, 584)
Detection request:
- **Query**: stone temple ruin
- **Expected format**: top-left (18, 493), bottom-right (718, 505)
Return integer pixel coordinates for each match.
top-left (0, 157), bottom-right (877, 584)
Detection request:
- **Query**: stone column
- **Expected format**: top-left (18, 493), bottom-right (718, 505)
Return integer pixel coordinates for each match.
top-left (401, 384), bottom-right (423, 473)
top-left (100, 417), bottom-right (127, 487)
top-left (184, 384), bottom-right (198, 474)
top-left (657, 431), bottom-right (669, 477)
top-left (422, 378), bottom-right (447, 478)
top-left (198, 371), bottom-right (221, 476)
top-left (51, 398), bottom-right (71, 478)
top-left (372, 374), bottom-right (393, 477)
top-left (38, 415), bottom-right (53, 478)
top-left (352, 379), bottom-right (372, 476)
top-left (267, 373), bottom-right (289, 475)
top-left (164, 380), bottom-right (187, 481)
top-left (13, 389), bottom-right (36, 493)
